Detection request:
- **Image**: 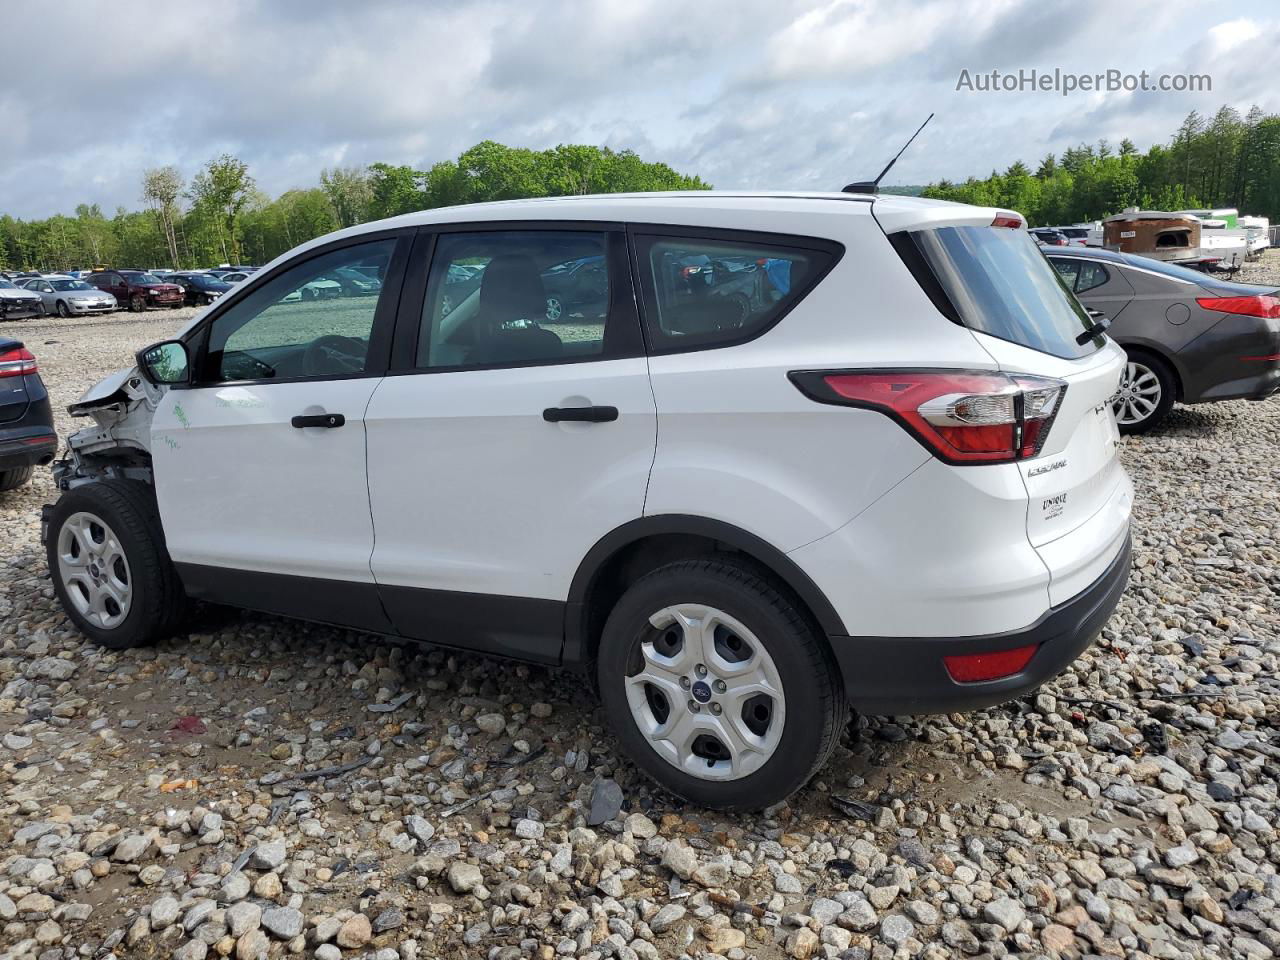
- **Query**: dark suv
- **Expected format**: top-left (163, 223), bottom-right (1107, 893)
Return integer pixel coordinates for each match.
top-left (167, 272), bottom-right (233, 306)
top-left (0, 338), bottom-right (56, 491)
top-left (88, 270), bottom-right (185, 312)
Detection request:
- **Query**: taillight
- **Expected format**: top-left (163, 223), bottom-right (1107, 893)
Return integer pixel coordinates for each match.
top-left (1195, 295), bottom-right (1280, 319)
top-left (0, 346), bottom-right (37, 378)
top-left (789, 369), bottom-right (1066, 465)
top-left (944, 644), bottom-right (1038, 682)
top-left (991, 213), bottom-right (1022, 229)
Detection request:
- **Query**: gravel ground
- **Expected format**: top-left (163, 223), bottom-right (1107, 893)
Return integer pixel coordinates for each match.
top-left (1, 255), bottom-right (1279, 960)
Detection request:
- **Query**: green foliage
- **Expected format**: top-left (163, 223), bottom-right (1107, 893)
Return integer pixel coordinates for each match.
top-left (0, 142), bottom-right (707, 271)
top-left (923, 103), bottom-right (1278, 226)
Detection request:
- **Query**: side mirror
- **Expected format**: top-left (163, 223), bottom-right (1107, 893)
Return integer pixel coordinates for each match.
top-left (137, 340), bottom-right (190, 386)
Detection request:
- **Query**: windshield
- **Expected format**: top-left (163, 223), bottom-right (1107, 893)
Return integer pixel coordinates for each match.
top-left (0, 279), bottom-right (15, 289)
top-left (53, 279), bottom-right (94, 291)
top-left (124, 272), bottom-right (164, 284)
top-left (894, 225), bottom-right (1099, 360)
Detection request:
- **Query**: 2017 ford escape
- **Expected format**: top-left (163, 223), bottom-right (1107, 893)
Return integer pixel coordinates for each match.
top-left (44, 192), bottom-right (1133, 809)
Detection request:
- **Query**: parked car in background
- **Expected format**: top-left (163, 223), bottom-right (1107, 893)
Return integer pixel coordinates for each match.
top-left (87, 270), bottom-right (185, 312)
top-left (47, 192), bottom-right (1131, 809)
top-left (20, 276), bottom-right (117, 317)
top-left (167, 272), bottom-right (233, 306)
top-left (331, 266), bottom-right (383, 297)
top-left (218, 272), bottom-right (252, 284)
top-left (0, 337), bottom-right (56, 491)
top-left (1030, 228), bottom-right (1069, 246)
top-left (540, 254), bottom-right (608, 320)
top-left (0, 277), bottom-right (44, 320)
top-left (1052, 226), bottom-right (1092, 246)
top-left (1046, 246), bottom-right (1280, 432)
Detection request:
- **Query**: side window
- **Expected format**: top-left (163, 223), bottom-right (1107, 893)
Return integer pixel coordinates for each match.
top-left (203, 239), bottom-right (396, 383)
top-left (417, 231), bottom-right (613, 370)
top-left (1075, 261), bottom-right (1109, 293)
top-left (634, 233), bottom-right (836, 351)
top-left (1049, 258), bottom-right (1080, 288)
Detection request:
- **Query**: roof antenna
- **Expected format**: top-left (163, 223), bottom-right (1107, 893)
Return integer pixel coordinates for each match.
top-left (842, 113), bottom-right (934, 195)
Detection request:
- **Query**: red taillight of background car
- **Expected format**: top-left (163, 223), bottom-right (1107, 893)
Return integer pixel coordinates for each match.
top-left (0, 346), bottom-right (37, 378)
top-left (943, 644), bottom-right (1038, 682)
top-left (1195, 294), bottom-right (1280, 319)
top-left (789, 369), bottom-right (1066, 464)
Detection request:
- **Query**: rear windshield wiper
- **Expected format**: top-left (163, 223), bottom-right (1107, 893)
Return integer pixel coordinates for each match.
top-left (1076, 310), bottom-right (1111, 345)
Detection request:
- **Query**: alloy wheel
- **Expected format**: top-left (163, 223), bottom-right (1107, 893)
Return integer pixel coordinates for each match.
top-left (625, 603), bottom-right (785, 781)
top-left (56, 511), bottom-right (132, 630)
top-left (1113, 360), bottom-right (1162, 426)
top-left (545, 296), bottom-right (563, 321)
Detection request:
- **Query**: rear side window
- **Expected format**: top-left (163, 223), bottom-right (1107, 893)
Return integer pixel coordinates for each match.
top-left (892, 226), bottom-right (1099, 359)
top-left (633, 232), bottom-right (839, 352)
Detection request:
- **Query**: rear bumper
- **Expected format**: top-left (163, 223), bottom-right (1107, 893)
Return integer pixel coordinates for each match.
top-left (0, 426), bottom-right (58, 470)
top-left (830, 530), bottom-right (1131, 715)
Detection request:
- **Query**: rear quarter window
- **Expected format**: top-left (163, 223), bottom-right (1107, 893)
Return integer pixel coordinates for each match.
top-left (632, 230), bottom-right (841, 352)
top-left (891, 225), bottom-right (1100, 360)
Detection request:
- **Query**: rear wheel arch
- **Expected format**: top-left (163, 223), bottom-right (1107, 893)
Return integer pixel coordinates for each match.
top-left (1115, 340), bottom-right (1184, 401)
top-left (565, 515), bottom-right (846, 668)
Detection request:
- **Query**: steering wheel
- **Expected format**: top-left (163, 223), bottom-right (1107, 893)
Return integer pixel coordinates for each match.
top-left (302, 335), bottom-right (366, 377)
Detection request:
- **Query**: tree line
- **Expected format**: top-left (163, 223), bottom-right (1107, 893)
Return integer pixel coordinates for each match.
top-left (0, 141), bottom-right (709, 272)
top-left (921, 104), bottom-right (1280, 226)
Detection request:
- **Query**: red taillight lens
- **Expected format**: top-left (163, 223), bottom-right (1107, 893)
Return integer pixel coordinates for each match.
top-left (0, 347), bottom-right (37, 378)
top-left (943, 644), bottom-right (1038, 683)
top-left (789, 370), bottom-right (1066, 464)
top-left (1195, 295), bottom-right (1280, 319)
top-left (991, 214), bottom-right (1023, 229)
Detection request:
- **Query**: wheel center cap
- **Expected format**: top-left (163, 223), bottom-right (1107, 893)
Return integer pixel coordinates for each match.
top-left (691, 681), bottom-right (712, 703)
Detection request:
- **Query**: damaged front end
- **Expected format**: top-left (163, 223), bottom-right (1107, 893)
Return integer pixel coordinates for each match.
top-left (52, 365), bottom-right (166, 490)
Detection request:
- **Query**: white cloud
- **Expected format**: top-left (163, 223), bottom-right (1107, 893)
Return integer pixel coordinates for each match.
top-left (0, 0), bottom-right (1276, 218)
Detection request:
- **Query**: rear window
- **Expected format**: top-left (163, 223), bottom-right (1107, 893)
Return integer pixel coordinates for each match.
top-left (892, 225), bottom-right (1100, 359)
top-left (633, 232), bottom-right (840, 352)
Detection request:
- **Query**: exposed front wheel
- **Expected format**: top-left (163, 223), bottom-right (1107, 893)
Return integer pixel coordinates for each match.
top-left (46, 480), bottom-right (188, 649)
top-left (597, 558), bottom-right (846, 810)
top-left (56, 300), bottom-right (70, 318)
top-left (1113, 352), bottom-right (1175, 434)
top-left (130, 294), bottom-right (146, 312)
top-left (545, 296), bottom-right (563, 321)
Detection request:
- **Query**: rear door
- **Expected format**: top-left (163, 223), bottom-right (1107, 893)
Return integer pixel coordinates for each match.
top-left (364, 225), bottom-right (655, 663)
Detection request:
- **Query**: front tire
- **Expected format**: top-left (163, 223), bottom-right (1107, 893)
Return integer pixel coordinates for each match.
top-left (130, 294), bottom-right (146, 313)
top-left (56, 300), bottom-right (70, 318)
top-left (46, 480), bottom-right (188, 649)
top-left (597, 558), bottom-right (847, 810)
top-left (1113, 351), bottom-right (1175, 434)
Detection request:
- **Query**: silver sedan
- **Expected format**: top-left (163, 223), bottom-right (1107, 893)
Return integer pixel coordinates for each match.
top-left (21, 276), bottom-right (117, 317)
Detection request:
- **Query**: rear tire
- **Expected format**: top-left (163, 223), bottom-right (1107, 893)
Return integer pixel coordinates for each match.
top-left (597, 557), bottom-right (847, 810)
top-left (46, 479), bottom-right (188, 649)
top-left (1114, 350), bottom-right (1176, 434)
top-left (0, 466), bottom-right (33, 491)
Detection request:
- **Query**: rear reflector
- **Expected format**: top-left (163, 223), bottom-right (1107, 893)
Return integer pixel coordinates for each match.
top-left (943, 644), bottom-right (1038, 683)
top-left (1195, 295), bottom-right (1280, 319)
top-left (789, 369), bottom-right (1066, 464)
top-left (0, 347), bottom-right (37, 378)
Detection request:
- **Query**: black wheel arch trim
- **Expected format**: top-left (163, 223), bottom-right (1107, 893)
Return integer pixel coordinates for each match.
top-left (562, 514), bottom-right (847, 667)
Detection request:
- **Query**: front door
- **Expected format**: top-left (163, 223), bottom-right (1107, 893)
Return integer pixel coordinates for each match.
top-left (365, 226), bottom-right (656, 662)
top-left (149, 234), bottom-right (408, 630)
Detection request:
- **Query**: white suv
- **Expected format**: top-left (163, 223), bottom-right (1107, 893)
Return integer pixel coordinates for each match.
top-left (45, 192), bottom-right (1133, 809)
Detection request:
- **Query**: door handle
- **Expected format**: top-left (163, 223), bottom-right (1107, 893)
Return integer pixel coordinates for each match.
top-left (543, 405), bottom-right (618, 423)
top-left (291, 413), bottom-right (345, 429)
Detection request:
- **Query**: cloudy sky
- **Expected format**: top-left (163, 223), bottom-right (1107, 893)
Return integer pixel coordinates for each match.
top-left (2, 0), bottom-right (1276, 219)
